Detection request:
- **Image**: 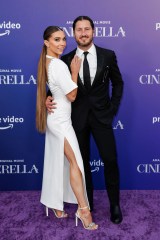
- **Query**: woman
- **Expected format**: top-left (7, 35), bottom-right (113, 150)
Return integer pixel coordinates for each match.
top-left (36, 26), bottom-right (98, 230)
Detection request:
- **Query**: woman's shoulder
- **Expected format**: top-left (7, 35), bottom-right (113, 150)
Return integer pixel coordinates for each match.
top-left (49, 58), bottom-right (69, 76)
top-left (50, 58), bottom-right (66, 68)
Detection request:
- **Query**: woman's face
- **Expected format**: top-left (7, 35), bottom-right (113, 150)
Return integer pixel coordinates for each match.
top-left (45, 30), bottom-right (66, 58)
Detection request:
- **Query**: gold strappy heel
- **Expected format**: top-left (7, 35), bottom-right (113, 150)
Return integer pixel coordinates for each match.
top-left (75, 206), bottom-right (98, 230)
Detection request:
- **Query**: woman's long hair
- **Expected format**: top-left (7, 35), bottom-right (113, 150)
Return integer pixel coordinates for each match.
top-left (36, 26), bottom-right (63, 133)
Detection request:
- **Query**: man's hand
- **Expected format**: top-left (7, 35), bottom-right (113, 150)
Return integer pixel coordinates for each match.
top-left (46, 96), bottom-right (57, 113)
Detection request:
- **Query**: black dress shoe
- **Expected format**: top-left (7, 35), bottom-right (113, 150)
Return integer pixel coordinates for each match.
top-left (110, 205), bottom-right (123, 224)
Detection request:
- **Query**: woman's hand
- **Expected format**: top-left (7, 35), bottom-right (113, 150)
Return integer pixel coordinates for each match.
top-left (70, 55), bottom-right (81, 79)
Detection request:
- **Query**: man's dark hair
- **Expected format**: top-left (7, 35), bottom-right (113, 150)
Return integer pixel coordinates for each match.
top-left (73, 16), bottom-right (94, 31)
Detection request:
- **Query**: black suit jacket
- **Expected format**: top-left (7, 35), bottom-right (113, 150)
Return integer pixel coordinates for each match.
top-left (61, 45), bottom-right (124, 131)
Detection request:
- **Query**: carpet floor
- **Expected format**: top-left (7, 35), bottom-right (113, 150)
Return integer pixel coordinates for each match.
top-left (0, 190), bottom-right (159, 240)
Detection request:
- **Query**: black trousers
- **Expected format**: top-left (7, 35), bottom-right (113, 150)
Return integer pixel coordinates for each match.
top-left (74, 112), bottom-right (120, 210)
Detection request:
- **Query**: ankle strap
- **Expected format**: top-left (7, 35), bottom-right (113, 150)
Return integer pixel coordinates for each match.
top-left (79, 206), bottom-right (89, 210)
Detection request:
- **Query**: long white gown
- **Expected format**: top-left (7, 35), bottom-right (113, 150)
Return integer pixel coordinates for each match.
top-left (40, 57), bottom-right (88, 211)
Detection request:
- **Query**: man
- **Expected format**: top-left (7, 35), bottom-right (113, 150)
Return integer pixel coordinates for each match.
top-left (46, 16), bottom-right (124, 224)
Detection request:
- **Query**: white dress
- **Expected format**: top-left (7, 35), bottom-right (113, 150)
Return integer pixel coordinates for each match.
top-left (40, 57), bottom-right (88, 211)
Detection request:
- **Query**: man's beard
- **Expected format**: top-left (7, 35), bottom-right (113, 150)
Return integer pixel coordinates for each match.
top-left (75, 36), bottom-right (93, 47)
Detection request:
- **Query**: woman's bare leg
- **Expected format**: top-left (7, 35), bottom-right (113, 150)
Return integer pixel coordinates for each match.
top-left (64, 138), bottom-right (97, 229)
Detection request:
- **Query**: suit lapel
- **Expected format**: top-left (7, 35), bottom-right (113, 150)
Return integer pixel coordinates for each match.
top-left (78, 75), bottom-right (86, 91)
top-left (91, 46), bottom-right (105, 88)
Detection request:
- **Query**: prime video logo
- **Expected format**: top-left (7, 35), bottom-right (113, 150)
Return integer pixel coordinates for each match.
top-left (0, 116), bottom-right (24, 130)
top-left (90, 159), bottom-right (104, 173)
top-left (152, 117), bottom-right (160, 124)
top-left (0, 21), bottom-right (21, 37)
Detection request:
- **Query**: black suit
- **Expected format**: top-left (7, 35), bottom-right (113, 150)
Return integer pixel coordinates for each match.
top-left (62, 46), bottom-right (123, 131)
top-left (49, 45), bottom-right (123, 210)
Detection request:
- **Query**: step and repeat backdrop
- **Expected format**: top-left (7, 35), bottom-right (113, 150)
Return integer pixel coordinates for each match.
top-left (0, 0), bottom-right (160, 190)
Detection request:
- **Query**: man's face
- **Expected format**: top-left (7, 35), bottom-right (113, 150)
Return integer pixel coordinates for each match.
top-left (74, 20), bottom-right (94, 49)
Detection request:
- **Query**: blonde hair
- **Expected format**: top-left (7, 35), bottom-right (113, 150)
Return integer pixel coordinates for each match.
top-left (36, 26), bottom-right (63, 133)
